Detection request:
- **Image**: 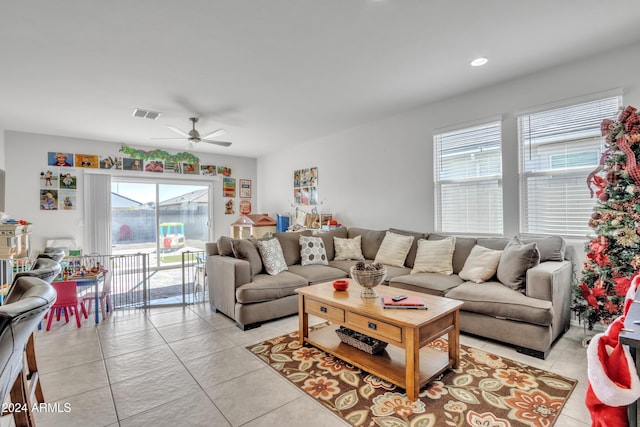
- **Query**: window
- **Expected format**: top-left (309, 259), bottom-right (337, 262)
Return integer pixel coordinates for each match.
top-left (434, 121), bottom-right (503, 234)
top-left (518, 96), bottom-right (621, 237)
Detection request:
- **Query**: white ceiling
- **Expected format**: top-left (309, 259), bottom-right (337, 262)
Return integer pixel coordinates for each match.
top-left (2, 1), bottom-right (640, 158)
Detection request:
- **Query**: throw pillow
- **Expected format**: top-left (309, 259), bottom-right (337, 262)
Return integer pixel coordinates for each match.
top-left (411, 237), bottom-right (456, 275)
top-left (299, 235), bottom-right (328, 266)
top-left (374, 231), bottom-right (415, 267)
top-left (232, 239), bottom-right (263, 277)
top-left (258, 238), bottom-right (288, 275)
top-left (334, 235), bottom-right (365, 261)
top-left (217, 236), bottom-right (238, 257)
top-left (458, 245), bottom-right (503, 283)
top-left (523, 236), bottom-right (565, 262)
top-left (497, 237), bottom-right (540, 291)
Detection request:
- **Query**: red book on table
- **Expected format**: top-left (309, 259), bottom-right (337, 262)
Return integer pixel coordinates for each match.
top-left (382, 295), bottom-right (425, 306)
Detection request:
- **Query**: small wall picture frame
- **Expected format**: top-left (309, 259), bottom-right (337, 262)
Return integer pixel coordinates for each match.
top-left (223, 178), bottom-right (236, 197)
top-left (239, 179), bottom-right (252, 198)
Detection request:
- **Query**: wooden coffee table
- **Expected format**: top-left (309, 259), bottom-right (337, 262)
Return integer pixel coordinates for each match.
top-left (296, 280), bottom-right (463, 401)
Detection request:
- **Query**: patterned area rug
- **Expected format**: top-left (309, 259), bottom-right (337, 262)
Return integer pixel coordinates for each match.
top-left (246, 324), bottom-right (577, 427)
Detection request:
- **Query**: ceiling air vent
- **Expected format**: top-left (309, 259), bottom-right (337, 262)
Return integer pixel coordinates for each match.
top-left (132, 108), bottom-right (161, 120)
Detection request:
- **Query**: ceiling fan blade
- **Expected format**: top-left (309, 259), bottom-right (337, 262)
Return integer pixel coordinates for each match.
top-left (166, 125), bottom-right (190, 138)
top-left (150, 137), bottom-right (188, 140)
top-left (200, 128), bottom-right (226, 139)
top-left (202, 140), bottom-right (232, 147)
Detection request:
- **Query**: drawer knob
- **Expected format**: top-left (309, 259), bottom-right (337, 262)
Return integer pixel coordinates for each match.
top-left (320, 306), bottom-right (327, 313)
top-left (368, 322), bottom-right (377, 330)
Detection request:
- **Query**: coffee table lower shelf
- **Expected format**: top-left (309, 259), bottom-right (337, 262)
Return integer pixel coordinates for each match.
top-left (304, 324), bottom-right (451, 394)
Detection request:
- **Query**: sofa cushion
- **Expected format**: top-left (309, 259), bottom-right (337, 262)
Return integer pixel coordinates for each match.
top-left (334, 235), bottom-right (365, 261)
top-left (390, 272), bottom-right (464, 297)
top-left (374, 231), bottom-right (415, 267)
top-left (258, 238), bottom-right (288, 275)
top-left (445, 281), bottom-right (553, 326)
top-left (428, 234), bottom-right (476, 274)
top-left (236, 271), bottom-right (308, 303)
top-left (522, 236), bottom-right (565, 262)
top-left (314, 227), bottom-right (348, 260)
top-left (411, 237), bottom-right (455, 275)
top-left (232, 239), bottom-right (263, 277)
top-left (382, 265), bottom-right (412, 282)
top-left (287, 264), bottom-right (348, 285)
top-left (275, 231), bottom-right (312, 266)
top-left (299, 235), bottom-right (328, 266)
top-left (458, 245), bottom-right (502, 283)
top-left (328, 259), bottom-right (361, 274)
top-left (217, 236), bottom-right (239, 257)
top-left (497, 237), bottom-right (540, 292)
top-left (388, 228), bottom-right (427, 268)
top-left (476, 237), bottom-right (510, 251)
top-left (348, 228), bottom-right (386, 260)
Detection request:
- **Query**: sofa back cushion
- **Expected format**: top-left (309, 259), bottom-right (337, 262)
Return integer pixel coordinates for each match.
top-left (374, 231), bottom-right (415, 267)
top-left (476, 237), bottom-right (510, 251)
top-left (522, 236), bottom-right (565, 261)
top-left (388, 228), bottom-right (426, 268)
top-left (232, 238), bottom-right (263, 277)
top-left (348, 228), bottom-right (387, 260)
top-left (428, 234), bottom-right (477, 274)
top-left (275, 231), bottom-right (312, 266)
top-left (314, 227), bottom-right (348, 260)
top-left (217, 236), bottom-right (239, 257)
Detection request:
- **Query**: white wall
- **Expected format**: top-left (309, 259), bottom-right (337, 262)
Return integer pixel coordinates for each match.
top-left (258, 42), bottom-right (640, 247)
top-left (4, 131), bottom-right (256, 251)
top-left (0, 129), bottom-right (5, 170)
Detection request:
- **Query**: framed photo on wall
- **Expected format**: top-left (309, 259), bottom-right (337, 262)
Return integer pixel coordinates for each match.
top-left (223, 178), bottom-right (236, 197)
top-left (239, 179), bottom-right (252, 198)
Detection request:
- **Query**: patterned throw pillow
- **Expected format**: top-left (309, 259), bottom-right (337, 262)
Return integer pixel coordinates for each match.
top-left (458, 245), bottom-right (503, 283)
top-left (411, 237), bottom-right (456, 275)
top-left (299, 235), bottom-right (328, 266)
top-left (334, 235), bottom-right (365, 261)
top-left (258, 238), bottom-right (288, 275)
top-left (374, 231), bottom-right (415, 267)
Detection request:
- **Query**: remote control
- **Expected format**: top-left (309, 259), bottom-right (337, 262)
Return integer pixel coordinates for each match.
top-left (392, 295), bottom-right (408, 302)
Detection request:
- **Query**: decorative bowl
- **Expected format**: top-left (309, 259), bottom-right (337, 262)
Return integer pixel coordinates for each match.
top-left (333, 280), bottom-right (349, 291)
top-left (350, 265), bottom-right (387, 298)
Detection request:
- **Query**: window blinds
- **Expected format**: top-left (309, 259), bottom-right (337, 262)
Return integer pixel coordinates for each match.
top-left (518, 96), bottom-right (621, 237)
top-left (434, 121), bottom-right (503, 234)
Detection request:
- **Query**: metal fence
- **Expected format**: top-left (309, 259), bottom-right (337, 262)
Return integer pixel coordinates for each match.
top-left (1, 251), bottom-right (207, 309)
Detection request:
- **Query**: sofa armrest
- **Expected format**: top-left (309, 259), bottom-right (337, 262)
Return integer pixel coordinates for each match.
top-left (206, 255), bottom-right (251, 321)
top-left (205, 242), bottom-right (219, 256)
top-left (525, 261), bottom-right (572, 302)
top-left (526, 260), bottom-right (573, 333)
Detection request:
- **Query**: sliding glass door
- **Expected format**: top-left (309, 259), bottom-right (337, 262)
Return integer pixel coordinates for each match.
top-left (111, 178), bottom-right (212, 305)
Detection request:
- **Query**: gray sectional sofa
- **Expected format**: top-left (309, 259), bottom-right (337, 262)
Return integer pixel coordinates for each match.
top-left (205, 227), bottom-right (575, 359)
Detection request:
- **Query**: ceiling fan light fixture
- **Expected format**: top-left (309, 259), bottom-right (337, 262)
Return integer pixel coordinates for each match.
top-left (132, 108), bottom-right (161, 120)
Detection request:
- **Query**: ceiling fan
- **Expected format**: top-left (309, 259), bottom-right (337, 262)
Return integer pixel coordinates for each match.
top-left (152, 117), bottom-right (232, 147)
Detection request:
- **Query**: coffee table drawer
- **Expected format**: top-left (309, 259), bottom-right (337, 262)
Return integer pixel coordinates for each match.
top-left (306, 299), bottom-right (345, 323)
top-left (347, 312), bottom-right (402, 343)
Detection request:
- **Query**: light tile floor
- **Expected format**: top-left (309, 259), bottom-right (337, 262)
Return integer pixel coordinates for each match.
top-left (2, 304), bottom-right (592, 426)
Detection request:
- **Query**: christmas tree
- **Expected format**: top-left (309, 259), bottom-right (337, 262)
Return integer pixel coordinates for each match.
top-left (573, 105), bottom-right (640, 329)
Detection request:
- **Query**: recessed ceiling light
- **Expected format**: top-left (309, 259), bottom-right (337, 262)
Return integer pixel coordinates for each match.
top-left (470, 57), bottom-right (488, 67)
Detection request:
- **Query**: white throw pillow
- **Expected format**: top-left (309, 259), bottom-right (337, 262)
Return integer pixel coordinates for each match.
top-left (258, 238), bottom-right (288, 275)
top-left (334, 235), bottom-right (365, 261)
top-left (411, 237), bottom-right (456, 275)
top-left (299, 235), bottom-right (328, 266)
top-left (374, 231), bottom-right (415, 267)
top-left (458, 245), bottom-right (503, 283)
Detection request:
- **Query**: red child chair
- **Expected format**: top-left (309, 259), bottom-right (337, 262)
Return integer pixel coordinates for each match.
top-left (46, 281), bottom-right (88, 331)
